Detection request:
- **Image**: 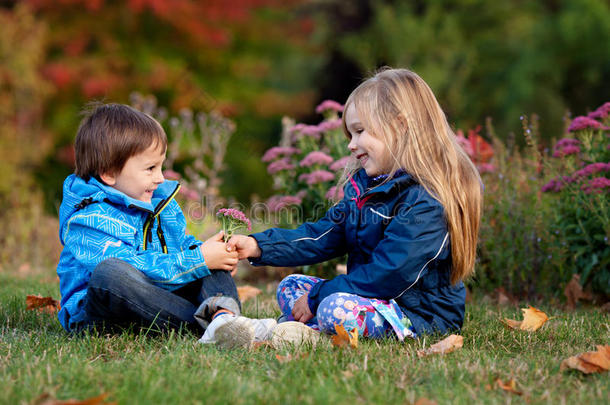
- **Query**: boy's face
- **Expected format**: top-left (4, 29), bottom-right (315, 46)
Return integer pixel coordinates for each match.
top-left (101, 142), bottom-right (166, 203)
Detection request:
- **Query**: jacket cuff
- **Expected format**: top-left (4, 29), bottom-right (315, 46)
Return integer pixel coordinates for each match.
top-left (247, 232), bottom-right (272, 266)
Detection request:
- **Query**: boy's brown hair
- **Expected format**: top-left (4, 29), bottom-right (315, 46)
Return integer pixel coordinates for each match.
top-left (74, 103), bottom-right (167, 180)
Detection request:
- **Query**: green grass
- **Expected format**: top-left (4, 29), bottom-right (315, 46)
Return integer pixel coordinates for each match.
top-left (1, 273), bottom-right (608, 405)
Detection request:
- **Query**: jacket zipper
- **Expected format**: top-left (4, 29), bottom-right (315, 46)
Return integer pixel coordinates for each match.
top-left (142, 184), bottom-right (181, 252)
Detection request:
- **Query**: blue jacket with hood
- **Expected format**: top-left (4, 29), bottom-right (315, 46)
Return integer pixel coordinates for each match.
top-left (250, 169), bottom-right (466, 335)
top-left (56, 174), bottom-right (209, 332)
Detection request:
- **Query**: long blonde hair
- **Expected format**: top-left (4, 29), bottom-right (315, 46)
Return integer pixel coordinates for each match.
top-left (341, 68), bottom-right (482, 284)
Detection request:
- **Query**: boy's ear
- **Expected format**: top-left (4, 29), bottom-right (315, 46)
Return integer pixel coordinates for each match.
top-left (99, 172), bottom-right (116, 186)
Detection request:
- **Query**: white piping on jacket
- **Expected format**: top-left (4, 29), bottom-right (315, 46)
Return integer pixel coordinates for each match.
top-left (291, 227), bottom-right (334, 242)
top-left (370, 208), bottom-right (393, 219)
top-left (395, 232), bottom-right (449, 298)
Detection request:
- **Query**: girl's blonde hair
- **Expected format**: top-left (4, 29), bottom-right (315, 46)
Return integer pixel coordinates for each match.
top-left (341, 67), bottom-right (482, 284)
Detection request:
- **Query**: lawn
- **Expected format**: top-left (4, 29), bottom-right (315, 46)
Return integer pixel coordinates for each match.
top-left (1, 273), bottom-right (608, 404)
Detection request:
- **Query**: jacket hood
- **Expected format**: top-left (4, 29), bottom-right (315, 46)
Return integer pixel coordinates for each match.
top-left (58, 174), bottom-right (178, 244)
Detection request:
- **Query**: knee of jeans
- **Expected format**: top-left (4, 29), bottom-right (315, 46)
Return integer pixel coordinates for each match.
top-left (91, 258), bottom-right (141, 289)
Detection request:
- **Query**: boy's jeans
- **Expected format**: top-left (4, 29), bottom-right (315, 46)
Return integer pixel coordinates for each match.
top-left (77, 258), bottom-right (241, 334)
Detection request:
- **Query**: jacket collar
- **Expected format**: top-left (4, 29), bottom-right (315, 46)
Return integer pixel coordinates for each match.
top-left (351, 168), bottom-right (415, 198)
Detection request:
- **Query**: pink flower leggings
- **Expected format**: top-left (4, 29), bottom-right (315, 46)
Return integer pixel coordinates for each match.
top-left (276, 274), bottom-right (416, 340)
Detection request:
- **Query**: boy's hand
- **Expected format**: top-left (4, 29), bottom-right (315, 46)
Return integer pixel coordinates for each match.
top-left (200, 231), bottom-right (239, 271)
top-left (226, 235), bottom-right (261, 260)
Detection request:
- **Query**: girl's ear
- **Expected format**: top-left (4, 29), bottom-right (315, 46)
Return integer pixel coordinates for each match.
top-left (99, 172), bottom-right (116, 186)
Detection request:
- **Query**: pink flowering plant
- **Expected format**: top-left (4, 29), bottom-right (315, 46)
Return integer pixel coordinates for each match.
top-left (262, 100), bottom-right (349, 277)
top-left (540, 101), bottom-right (610, 296)
top-left (263, 100), bottom-right (349, 227)
top-left (216, 208), bottom-right (252, 242)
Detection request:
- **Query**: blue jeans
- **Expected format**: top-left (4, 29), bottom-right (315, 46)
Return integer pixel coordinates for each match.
top-left (77, 258), bottom-right (241, 334)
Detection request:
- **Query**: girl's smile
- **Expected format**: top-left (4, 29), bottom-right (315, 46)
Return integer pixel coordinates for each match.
top-left (345, 104), bottom-right (390, 177)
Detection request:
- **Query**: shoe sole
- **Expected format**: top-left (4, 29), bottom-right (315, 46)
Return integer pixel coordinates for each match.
top-left (271, 321), bottom-right (321, 349)
top-left (214, 320), bottom-right (255, 350)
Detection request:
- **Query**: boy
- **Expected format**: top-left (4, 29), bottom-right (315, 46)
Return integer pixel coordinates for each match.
top-left (57, 103), bottom-right (276, 344)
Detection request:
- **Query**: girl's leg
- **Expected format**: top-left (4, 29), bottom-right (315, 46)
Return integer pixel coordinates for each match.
top-left (276, 274), bottom-right (324, 328)
top-left (316, 292), bottom-right (416, 340)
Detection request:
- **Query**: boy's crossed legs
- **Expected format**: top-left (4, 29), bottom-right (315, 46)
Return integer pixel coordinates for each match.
top-left (78, 257), bottom-right (242, 334)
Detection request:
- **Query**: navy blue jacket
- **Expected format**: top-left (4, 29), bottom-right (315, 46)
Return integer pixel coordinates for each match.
top-left (251, 169), bottom-right (466, 335)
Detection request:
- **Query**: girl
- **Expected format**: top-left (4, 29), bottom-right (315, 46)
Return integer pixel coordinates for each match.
top-left (228, 68), bottom-right (482, 342)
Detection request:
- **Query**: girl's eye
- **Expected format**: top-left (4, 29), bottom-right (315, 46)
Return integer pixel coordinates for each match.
top-left (147, 166), bottom-right (155, 171)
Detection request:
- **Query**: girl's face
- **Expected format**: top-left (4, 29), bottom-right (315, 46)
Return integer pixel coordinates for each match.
top-left (345, 103), bottom-right (391, 177)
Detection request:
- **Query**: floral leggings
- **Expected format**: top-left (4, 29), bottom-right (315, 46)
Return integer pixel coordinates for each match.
top-left (276, 274), bottom-right (416, 340)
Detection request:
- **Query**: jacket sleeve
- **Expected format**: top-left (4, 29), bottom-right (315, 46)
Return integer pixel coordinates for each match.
top-left (249, 199), bottom-right (350, 267)
top-left (307, 195), bottom-right (450, 311)
top-left (63, 213), bottom-right (210, 290)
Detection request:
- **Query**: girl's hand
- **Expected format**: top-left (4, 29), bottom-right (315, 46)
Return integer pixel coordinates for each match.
top-left (292, 293), bottom-right (313, 323)
top-left (226, 235), bottom-right (261, 259)
top-left (200, 231), bottom-right (239, 271)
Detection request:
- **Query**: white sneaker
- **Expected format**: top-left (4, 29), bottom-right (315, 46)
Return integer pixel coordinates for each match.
top-left (203, 315), bottom-right (277, 350)
top-left (271, 321), bottom-right (322, 349)
top-left (198, 313), bottom-right (242, 344)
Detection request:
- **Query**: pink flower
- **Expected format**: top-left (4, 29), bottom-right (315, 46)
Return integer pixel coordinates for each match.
top-left (262, 146), bottom-right (300, 162)
top-left (266, 195), bottom-right (302, 212)
top-left (179, 185), bottom-right (200, 201)
top-left (299, 151), bottom-right (334, 167)
top-left (541, 176), bottom-right (576, 193)
top-left (163, 169), bottom-right (181, 180)
top-left (477, 163), bottom-right (496, 173)
top-left (317, 119), bottom-right (342, 132)
top-left (267, 158), bottom-right (295, 174)
top-left (553, 145), bottom-right (580, 157)
top-left (329, 156), bottom-right (351, 171)
top-left (299, 170), bottom-right (335, 185)
top-left (587, 102), bottom-right (610, 120)
top-left (216, 208), bottom-right (252, 231)
top-left (289, 123), bottom-right (307, 133)
top-left (567, 116), bottom-right (603, 132)
top-left (291, 125), bottom-right (322, 141)
top-left (572, 162), bottom-right (610, 178)
top-left (581, 177), bottom-right (610, 194)
top-left (325, 186), bottom-right (344, 200)
top-left (315, 100), bottom-right (344, 114)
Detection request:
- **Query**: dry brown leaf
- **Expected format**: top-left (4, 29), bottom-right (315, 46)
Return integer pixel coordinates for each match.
top-left (275, 353), bottom-right (308, 363)
top-left (252, 341), bottom-right (272, 350)
top-left (331, 324), bottom-right (358, 349)
top-left (495, 378), bottom-right (522, 395)
top-left (414, 398), bottom-right (437, 405)
top-left (564, 274), bottom-right (592, 310)
top-left (416, 334), bottom-right (463, 357)
top-left (502, 306), bottom-right (549, 331)
top-left (26, 295), bottom-right (60, 314)
top-left (36, 393), bottom-right (114, 405)
top-left (237, 285), bottom-right (262, 302)
top-left (560, 345), bottom-right (610, 374)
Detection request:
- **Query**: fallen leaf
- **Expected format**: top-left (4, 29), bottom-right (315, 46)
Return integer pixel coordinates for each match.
top-left (26, 295), bottom-right (60, 314)
top-left (502, 306), bottom-right (548, 331)
top-left (275, 353), bottom-right (308, 363)
top-left (237, 285), bottom-right (262, 302)
top-left (341, 370), bottom-right (354, 378)
top-left (252, 341), bottom-right (272, 350)
top-left (495, 378), bottom-right (522, 395)
top-left (564, 274), bottom-right (592, 310)
top-left (414, 398), bottom-right (437, 405)
top-left (36, 393), bottom-right (114, 405)
top-left (560, 345), bottom-right (610, 374)
top-left (416, 334), bottom-right (463, 357)
top-left (331, 324), bottom-right (358, 349)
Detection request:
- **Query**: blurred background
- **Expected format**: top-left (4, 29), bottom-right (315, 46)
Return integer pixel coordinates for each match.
top-left (1, 0), bottom-right (609, 298)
